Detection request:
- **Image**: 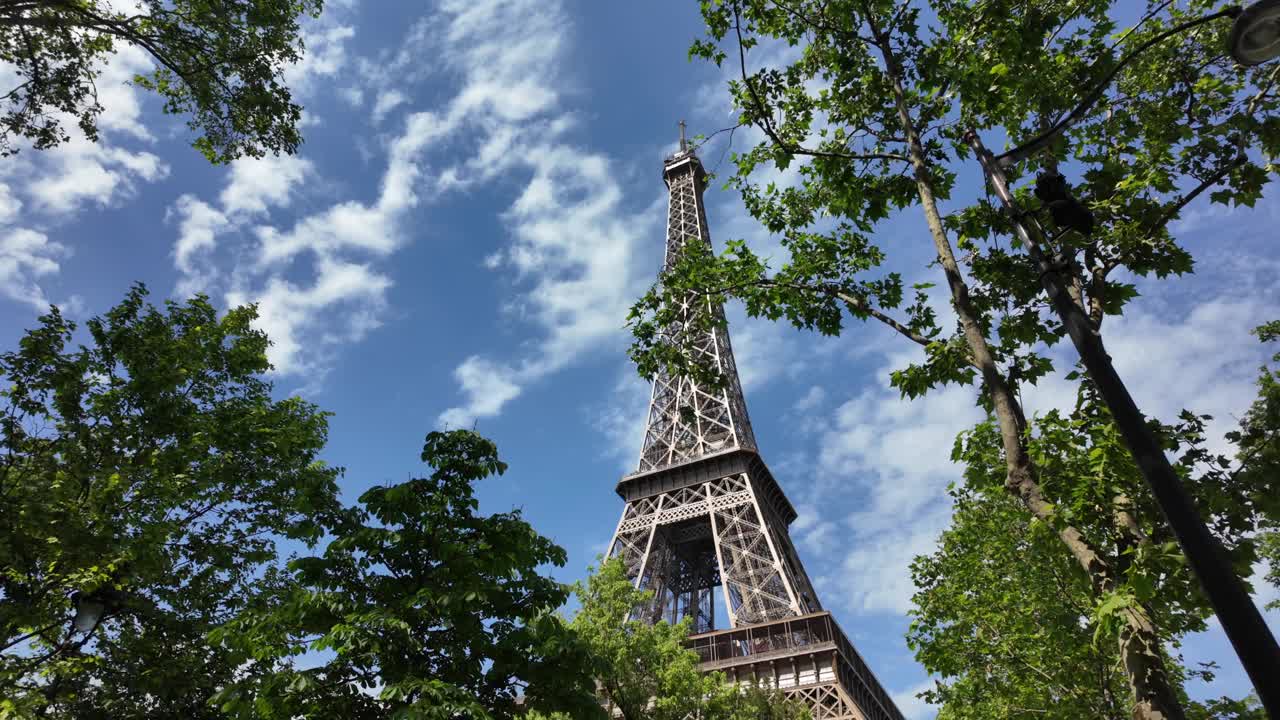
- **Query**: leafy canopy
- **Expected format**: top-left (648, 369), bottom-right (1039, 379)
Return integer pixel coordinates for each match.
top-left (910, 476), bottom-right (1269, 720)
top-left (909, 481), bottom-right (1131, 718)
top-left (0, 0), bottom-right (323, 163)
top-left (1238, 322), bottom-right (1280, 607)
top-left (0, 285), bottom-right (344, 718)
top-left (909, 325), bottom-right (1280, 717)
top-left (210, 429), bottom-right (601, 720)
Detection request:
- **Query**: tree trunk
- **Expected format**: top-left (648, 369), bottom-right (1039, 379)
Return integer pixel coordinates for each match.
top-left (1118, 606), bottom-right (1186, 720)
top-left (1114, 497), bottom-right (1187, 720)
top-left (863, 10), bottom-right (1188, 720)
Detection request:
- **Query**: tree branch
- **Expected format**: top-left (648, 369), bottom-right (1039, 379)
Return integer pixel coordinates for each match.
top-left (1145, 155), bottom-right (1247, 239)
top-left (682, 274), bottom-right (962, 357)
top-left (732, 3), bottom-right (909, 164)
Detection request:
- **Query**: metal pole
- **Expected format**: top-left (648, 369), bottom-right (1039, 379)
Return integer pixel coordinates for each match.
top-left (964, 129), bottom-right (1280, 715)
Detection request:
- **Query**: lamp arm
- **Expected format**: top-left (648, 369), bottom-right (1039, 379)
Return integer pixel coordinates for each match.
top-left (995, 6), bottom-right (1244, 167)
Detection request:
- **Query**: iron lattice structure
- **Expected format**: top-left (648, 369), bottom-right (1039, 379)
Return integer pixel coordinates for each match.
top-left (606, 136), bottom-right (905, 720)
top-left (635, 146), bottom-right (756, 473)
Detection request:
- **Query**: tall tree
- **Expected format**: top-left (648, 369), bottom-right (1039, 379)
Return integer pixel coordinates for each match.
top-left (0, 0), bottom-right (323, 163)
top-left (909, 373), bottom-right (1278, 717)
top-left (557, 557), bottom-right (809, 720)
top-left (909, 476), bottom-right (1131, 719)
top-left (627, 1), bottom-right (1278, 717)
top-left (0, 285), bottom-right (344, 718)
top-left (209, 429), bottom-right (602, 720)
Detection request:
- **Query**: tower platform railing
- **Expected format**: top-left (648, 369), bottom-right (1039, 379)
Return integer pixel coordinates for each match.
top-left (686, 612), bottom-right (905, 720)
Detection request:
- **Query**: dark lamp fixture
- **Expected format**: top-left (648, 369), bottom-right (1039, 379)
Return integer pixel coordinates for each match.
top-left (1231, 0), bottom-right (1280, 65)
top-left (72, 593), bottom-right (106, 632)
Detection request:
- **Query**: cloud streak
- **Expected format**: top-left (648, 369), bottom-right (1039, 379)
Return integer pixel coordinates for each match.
top-left (416, 0), bottom-right (660, 426)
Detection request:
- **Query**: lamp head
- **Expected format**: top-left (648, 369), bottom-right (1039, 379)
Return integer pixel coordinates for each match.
top-left (72, 593), bottom-right (106, 632)
top-left (1230, 0), bottom-right (1280, 66)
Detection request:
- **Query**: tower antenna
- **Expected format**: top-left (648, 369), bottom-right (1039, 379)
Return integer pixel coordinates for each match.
top-left (679, 119), bottom-right (687, 152)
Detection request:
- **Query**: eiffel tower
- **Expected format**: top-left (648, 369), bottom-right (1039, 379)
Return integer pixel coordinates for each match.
top-left (606, 125), bottom-right (905, 720)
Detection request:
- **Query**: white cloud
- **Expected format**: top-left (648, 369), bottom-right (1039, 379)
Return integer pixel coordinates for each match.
top-left (285, 24), bottom-right (357, 97)
top-left (793, 385), bottom-right (825, 413)
top-left (220, 155), bottom-right (314, 216)
top-left (437, 357), bottom-right (523, 428)
top-left (169, 196), bottom-right (230, 297)
top-left (0, 228), bottom-right (68, 310)
top-left (371, 90), bottom-right (408, 125)
top-left (339, 87), bottom-right (365, 107)
top-left (0, 184), bottom-right (22, 225)
top-left (26, 137), bottom-right (168, 216)
top-left (730, 310), bottom-right (807, 392)
top-left (167, 100), bottom-right (452, 381)
top-left (0, 37), bottom-right (169, 314)
top-left (169, 155), bottom-right (313, 298)
top-left (791, 503), bottom-right (839, 556)
top-left (1251, 559), bottom-right (1280, 611)
top-left (493, 146), bottom-right (657, 374)
top-left (298, 110), bottom-right (322, 128)
top-left (93, 44), bottom-right (156, 141)
top-left (588, 367), bottom-right (653, 471)
top-left (158, 0), bottom-right (878, 405)
top-left (811, 369), bottom-right (980, 614)
top-left (801, 256), bottom-right (1279, 618)
top-left (248, 109), bottom-right (449, 271)
top-left (226, 258), bottom-right (390, 376)
top-left (426, 0), bottom-right (662, 423)
top-left (1021, 295), bottom-right (1278, 457)
top-left (1165, 193), bottom-right (1274, 236)
top-left (1, 38), bottom-right (167, 217)
top-left (439, 0), bottom-right (566, 122)
top-left (195, 0), bottom-right (661, 408)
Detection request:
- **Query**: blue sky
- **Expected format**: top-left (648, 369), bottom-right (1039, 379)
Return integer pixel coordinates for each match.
top-left (2, 1), bottom-right (1278, 716)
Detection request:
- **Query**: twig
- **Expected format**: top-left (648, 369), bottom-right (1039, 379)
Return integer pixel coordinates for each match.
top-left (732, 3), bottom-right (908, 164)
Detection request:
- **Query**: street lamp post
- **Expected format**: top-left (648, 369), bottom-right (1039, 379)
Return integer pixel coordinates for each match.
top-left (965, 3), bottom-right (1280, 713)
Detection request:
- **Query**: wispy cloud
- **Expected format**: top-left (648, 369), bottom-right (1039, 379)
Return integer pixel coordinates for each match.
top-left (800, 242), bottom-right (1280, 620)
top-left (586, 366), bottom-right (652, 472)
top-left (0, 229), bottom-right (69, 310)
top-left (421, 0), bottom-right (662, 425)
top-left (891, 679), bottom-right (938, 720)
top-left (438, 357), bottom-right (523, 429)
top-left (0, 44), bottom-right (166, 312)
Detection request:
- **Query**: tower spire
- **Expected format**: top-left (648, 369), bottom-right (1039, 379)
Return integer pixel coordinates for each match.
top-left (603, 138), bottom-right (906, 720)
top-left (638, 142), bottom-right (755, 473)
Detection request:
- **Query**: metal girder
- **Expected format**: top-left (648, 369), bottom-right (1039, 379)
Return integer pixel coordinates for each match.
top-left (607, 470), bottom-right (819, 628)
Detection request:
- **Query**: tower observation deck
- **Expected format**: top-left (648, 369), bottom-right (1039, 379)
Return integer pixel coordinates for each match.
top-left (605, 130), bottom-right (905, 720)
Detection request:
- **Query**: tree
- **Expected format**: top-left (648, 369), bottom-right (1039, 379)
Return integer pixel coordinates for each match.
top-left (1237, 322), bottom-right (1280, 607)
top-left (909, 375), bottom-right (1278, 717)
top-left (558, 557), bottom-right (809, 720)
top-left (0, 285), bottom-right (344, 718)
top-left (209, 429), bottom-right (602, 720)
top-left (908, 479), bottom-right (1130, 719)
top-left (0, 0), bottom-right (323, 163)
top-left (627, 1), bottom-right (1278, 717)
